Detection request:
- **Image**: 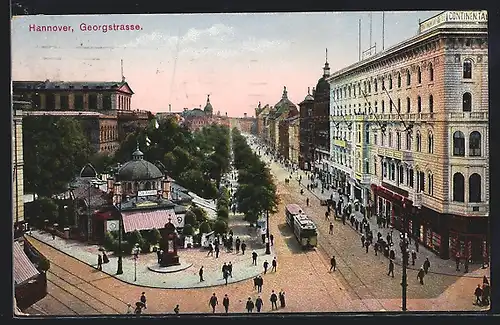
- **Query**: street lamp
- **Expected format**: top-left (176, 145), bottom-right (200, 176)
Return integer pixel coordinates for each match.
top-left (400, 201), bottom-right (408, 312)
top-left (132, 244), bottom-right (140, 281)
top-left (114, 182), bottom-right (124, 275)
top-left (265, 210), bottom-right (271, 254)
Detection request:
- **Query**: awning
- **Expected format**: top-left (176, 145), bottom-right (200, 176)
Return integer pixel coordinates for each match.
top-left (93, 211), bottom-right (114, 221)
top-left (13, 241), bottom-right (40, 286)
top-left (372, 185), bottom-right (413, 207)
top-left (122, 209), bottom-right (176, 233)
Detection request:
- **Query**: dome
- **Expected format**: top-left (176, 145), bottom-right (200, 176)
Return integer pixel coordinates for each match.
top-left (203, 94), bottom-right (213, 115)
top-left (315, 77), bottom-right (330, 96)
top-left (303, 87), bottom-right (314, 101)
top-left (116, 146), bottom-right (163, 181)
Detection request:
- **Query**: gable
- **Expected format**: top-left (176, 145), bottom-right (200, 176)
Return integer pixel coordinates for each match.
top-left (118, 82), bottom-right (134, 95)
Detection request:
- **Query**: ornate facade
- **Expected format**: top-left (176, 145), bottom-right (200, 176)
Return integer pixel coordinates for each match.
top-left (327, 10), bottom-right (488, 261)
top-left (288, 116), bottom-right (300, 165)
top-left (268, 87), bottom-right (299, 154)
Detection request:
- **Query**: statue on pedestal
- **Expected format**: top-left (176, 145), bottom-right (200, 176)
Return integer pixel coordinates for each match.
top-left (159, 219), bottom-right (180, 267)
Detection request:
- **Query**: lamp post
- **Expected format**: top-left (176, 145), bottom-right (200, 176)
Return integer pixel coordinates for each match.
top-left (400, 201), bottom-right (408, 312)
top-left (265, 210), bottom-right (271, 254)
top-left (132, 244), bottom-right (139, 281)
top-left (114, 182), bottom-right (124, 275)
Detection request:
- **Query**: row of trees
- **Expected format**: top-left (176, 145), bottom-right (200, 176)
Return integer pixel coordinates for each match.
top-left (231, 128), bottom-right (279, 225)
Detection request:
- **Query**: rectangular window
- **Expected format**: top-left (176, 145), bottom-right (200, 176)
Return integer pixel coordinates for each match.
top-left (89, 94), bottom-right (98, 110)
top-left (103, 95), bottom-right (112, 110)
top-left (74, 95), bottom-right (84, 110)
top-left (60, 94), bottom-right (69, 110)
top-left (46, 93), bottom-right (55, 110)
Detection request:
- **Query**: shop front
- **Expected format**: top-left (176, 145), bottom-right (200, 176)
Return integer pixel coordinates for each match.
top-left (448, 215), bottom-right (488, 264)
top-left (371, 183), bottom-right (413, 230)
top-left (414, 207), bottom-right (449, 259)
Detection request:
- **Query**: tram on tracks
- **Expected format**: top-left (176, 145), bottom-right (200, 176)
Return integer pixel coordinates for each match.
top-left (285, 203), bottom-right (318, 249)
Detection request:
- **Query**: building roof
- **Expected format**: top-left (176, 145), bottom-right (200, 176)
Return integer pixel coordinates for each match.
top-left (116, 147), bottom-right (163, 181)
top-left (13, 241), bottom-right (40, 286)
top-left (13, 80), bottom-right (134, 94)
top-left (272, 86), bottom-right (297, 119)
top-left (203, 95), bottom-right (213, 114)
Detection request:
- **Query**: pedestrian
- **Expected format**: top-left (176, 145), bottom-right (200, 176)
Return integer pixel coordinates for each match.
top-left (174, 304), bottom-right (180, 315)
top-left (306, 197), bottom-right (309, 206)
top-left (241, 241), bottom-right (247, 254)
top-left (126, 303), bottom-right (132, 314)
top-left (228, 262), bottom-right (234, 277)
top-left (97, 254), bottom-right (103, 271)
top-left (215, 245), bottom-right (220, 258)
top-left (270, 234), bottom-right (274, 246)
top-left (52, 231), bottom-right (55, 240)
top-left (199, 266), bottom-right (204, 282)
top-left (209, 293), bottom-right (218, 313)
top-left (328, 255), bottom-right (337, 272)
top-left (474, 284), bottom-right (483, 305)
top-left (417, 267), bottom-right (425, 285)
top-left (411, 250), bottom-right (417, 266)
top-left (271, 257), bottom-right (277, 272)
top-left (222, 294), bottom-right (230, 313)
top-left (102, 251), bottom-right (109, 264)
top-left (482, 283), bottom-right (490, 306)
top-left (252, 251), bottom-right (258, 265)
top-left (483, 276), bottom-right (489, 285)
top-left (223, 269), bottom-right (229, 285)
top-left (389, 249), bottom-right (395, 260)
top-left (134, 302), bottom-right (143, 314)
top-left (361, 235), bottom-right (365, 248)
top-left (342, 214), bottom-right (346, 225)
top-left (246, 297), bottom-right (255, 312)
top-left (253, 276), bottom-right (259, 290)
top-left (464, 256), bottom-right (469, 273)
top-left (455, 252), bottom-right (461, 271)
top-left (270, 290), bottom-right (278, 310)
top-left (388, 259), bottom-right (394, 278)
top-left (235, 237), bottom-right (241, 253)
top-left (207, 243), bottom-right (214, 256)
top-left (257, 275), bottom-right (263, 293)
top-left (374, 242), bottom-right (378, 256)
top-left (261, 233), bottom-right (266, 244)
top-left (279, 290), bottom-right (286, 308)
top-left (157, 248), bottom-right (162, 264)
top-left (263, 260), bottom-right (269, 274)
top-left (140, 292), bottom-right (147, 309)
top-left (365, 240), bottom-right (370, 253)
top-left (325, 211), bottom-right (329, 220)
top-left (222, 262), bottom-right (227, 278)
top-left (255, 295), bottom-right (263, 312)
top-left (415, 240), bottom-right (419, 252)
top-left (423, 257), bottom-right (431, 274)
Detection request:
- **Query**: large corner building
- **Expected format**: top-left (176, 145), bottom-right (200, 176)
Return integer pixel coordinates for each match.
top-left (327, 11), bottom-right (488, 261)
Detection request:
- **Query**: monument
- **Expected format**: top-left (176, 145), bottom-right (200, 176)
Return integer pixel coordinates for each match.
top-left (159, 219), bottom-right (180, 267)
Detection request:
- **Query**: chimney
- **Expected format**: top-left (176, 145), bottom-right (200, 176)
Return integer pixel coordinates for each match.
top-left (244, 113), bottom-right (247, 118)
top-left (169, 104), bottom-right (172, 112)
top-left (107, 177), bottom-right (114, 194)
top-left (162, 178), bottom-right (171, 200)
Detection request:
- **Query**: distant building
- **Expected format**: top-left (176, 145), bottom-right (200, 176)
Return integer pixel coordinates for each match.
top-left (181, 95), bottom-right (230, 131)
top-left (268, 87), bottom-right (299, 154)
top-left (255, 102), bottom-right (272, 143)
top-left (288, 115), bottom-right (300, 165)
top-left (13, 79), bottom-right (150, 154)
top-left (298, 87), bottom-right (315, 170)
top-left (230, 113), bottom-right (256, 134)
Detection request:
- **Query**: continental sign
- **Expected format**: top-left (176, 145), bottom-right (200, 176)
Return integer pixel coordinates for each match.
top-left (419, 11), bottom-right (487, 33)
top-left (333, 139), bottom-right (346, 148)
top-left (377, 148), bottom-right (403, 160)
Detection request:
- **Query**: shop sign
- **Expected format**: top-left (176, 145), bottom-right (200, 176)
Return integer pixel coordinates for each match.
top-left (419, 10), bottom-right (487, 33)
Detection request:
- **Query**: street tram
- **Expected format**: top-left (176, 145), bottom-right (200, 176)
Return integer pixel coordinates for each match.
top-left (285, 204), bottom-right (318, 249)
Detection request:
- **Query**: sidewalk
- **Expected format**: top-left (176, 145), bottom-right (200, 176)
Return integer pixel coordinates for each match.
top-left (253, 143), bottom-right (489, 280)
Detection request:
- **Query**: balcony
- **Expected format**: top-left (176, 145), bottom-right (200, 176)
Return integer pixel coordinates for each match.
top-left (447, 111), bottom-right (488, 121)
top-left (446, 201), bottom-right (489, 216)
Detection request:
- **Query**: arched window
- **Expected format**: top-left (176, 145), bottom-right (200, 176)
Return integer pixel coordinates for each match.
top-left (453, 131), bottom-right (465, 156)
top-left (368, 81), bottom-right (371, 93)
top-left (396, 131), bottom-right (401, 150)
top-left (389, 75), bottom-right (393, 89)
top-left (381, 100), bottom-right (385, 113)
top-left (429, 95), bottom-right (434, 113)
top-left (429, 63), bottom-right (434, 81)
top-left (348, 86), bottom-right (351, 97)
top-left (417, 96), bottom-right (422, 113)
top-left (374, 79), bottom-right (378, 92)
top-left (145, 181), bottom-right (151, 190)
top-left (407, 97), bottom-right (411, 113)
top-left (463, 59), bottom-right (472, 79)
top-left (391, 162), bottom-right (396, 180)
top-left (469, 173), bottom-right (481, 202)
top-left (397, 98), bottom-right (401, 112)
top-left (428, 131), bottom-right (434, 153)
top-left (407, 69), bottom-right (411, 86)
top-left (463, 92), bottom-right (472, 112)
top-left (398, 73), bottom-right (402, 88)
top-left (428, 172), bottom-right (434, 196)
top-left (453, 173), bottom-right (465, 202)
top-left (406, 132), bottom-right (412, 150)
top-left (417, 67), bottom-right (422, 84)
top-left (389, 132), bottom-right (393, 147)
top-left (374, 101), bottom-right (378, 113)
top-left (416, 132), bottom-right (422, 152)
top-left (469, 131), bottom-right (481, 156)
top-left (373, 157), bottom-right (377, 175)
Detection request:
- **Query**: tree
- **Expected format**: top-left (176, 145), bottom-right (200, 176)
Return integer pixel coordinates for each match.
top-left (217, 206), bottom-right (229, 220)
top-left (127, 230), bottom-right (143, 246)
top-left (199, 221), bottom-right (212, 234)
top-left (191, 205), bottom-right (208, 223)
top-left (89, 152), bottom-right (114, 174)
top-left (213, 219), bottom-right (228, 235)
top-left (23, 116), bottom-right (92, 197)
top-left (183, 224), bottom-right (195, 236)
top-left (184, 210), bottom-right (198, 228)
top-left (34, 197), bottom-right (59, 224)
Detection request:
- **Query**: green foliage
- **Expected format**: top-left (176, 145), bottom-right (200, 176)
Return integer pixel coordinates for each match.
top-left (183, 224), bottom-right (195, 236)
top-left (126, 230), bottom-right (143, 246)
top-left (34, 197), bottom-right (59, 224)
top-left (213, 219), bottom-right (228, 235)
top-left (191, 205), bottom-right (208, 223)
top-left (141, 228), bottom-right (162, 246)
top-left (217, 206), bottom-right (229, 220)
top-left (23, 116), bottom-right (92, 197)
top-left (231, 128), bottom-right (279, 225)
top-left (89, 152), bottom-right (114, 174)
top-left (104, 231), bottom-right (115, 251)
top-left (184, 210), bottom-right (198, 228)
top-left (199, 221), bottom-right (212, 234)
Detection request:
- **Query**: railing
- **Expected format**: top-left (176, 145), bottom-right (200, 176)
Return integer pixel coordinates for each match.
top-left (330, 111), bottom-right (488, 122)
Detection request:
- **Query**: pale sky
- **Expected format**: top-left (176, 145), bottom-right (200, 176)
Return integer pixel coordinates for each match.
top-left (11, 11), bottom-right (441, 117)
